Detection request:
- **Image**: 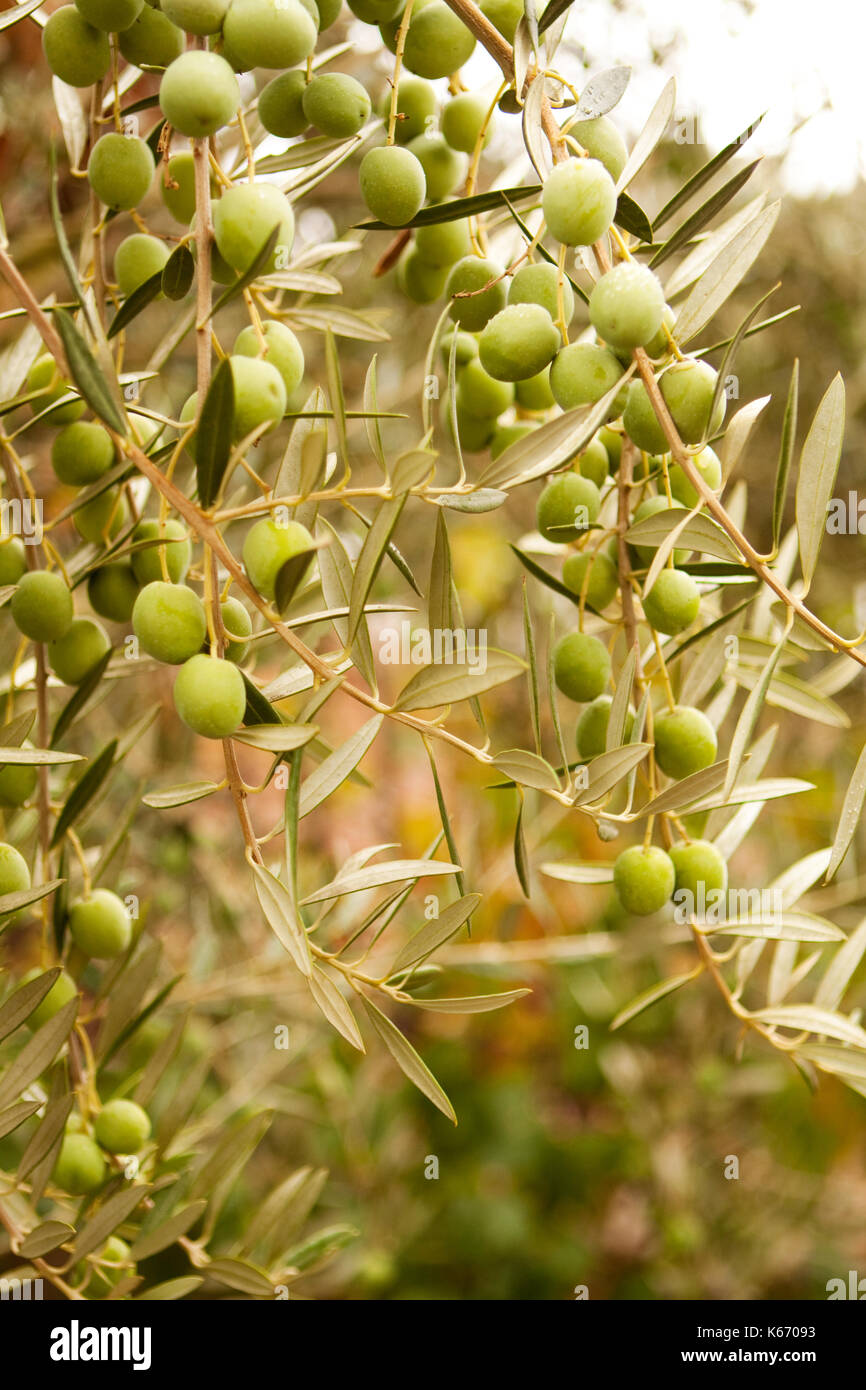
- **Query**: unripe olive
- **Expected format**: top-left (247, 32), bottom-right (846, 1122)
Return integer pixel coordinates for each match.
top-left (553, 631), bottom-right (611, 703)
top-left (572, 436), bottom-right (609, 488)
top-left (454, 407), bottom-right (495, 453)
top-left (53, 1134), bottom-right (106, 1195)
top-left (302, 73), bottom-right (371, 138)
top-left (133, 581), bottom-right (207, 664)
top-left (359, 146), bottom-right (426, 226)
top-left (642, 568), bottom-right (700, 636)
top-left (669, 445), bottom-right (722, 508)
top-left (220, 596), bottom-right (252, 662)
top-left (159, 52), bottom-right (240, 138)
top-left (243, 517), bottom-right (314, 601)
top-left (660, 359), bottom-right (725, 445)
top-left (87, 134), bottom-right (154, 212)
top-left (441, 92), bottom-right (492, 153)
top-left (75, 0), bottom-right (143, 29)
top-left (550, 343), bottom-right (625, 414)
top-left (51, 420), bottom-right (115, 487)
top-left (414, 217), bottom-right (472, 268)
top-left (22, 968), bottom-right (78, 1030)
top-left (27, 355), bottom-right (84, 426)
top-left (78, 1235), bottom-right (131, 1299)
top-left (653, 704), bottom-right (718, 780)
top-left (0, 745), bottom-right (37, 808)
top-left (478, 304), bottom-right (559, 383)
top-left (398, 250), bottom-right (448, 304)
top-left (0, 843), bottom-right (31, 922)
top-left (497, 90), bottom-right (521, 115)
top-left (228, 355), bottom-right (288, 441)
top-left (394, 2), bottom-right (475, 80)
top-left (455, 358), bottom-right (514, 419)
top-left (445, 255), bottom-right (506, 331)
top-left (490, 421), bottom-right (536, 459)
top-left (117, 4), bottom-right (183, 65)
top-left (11, 571), bottom-right (74, 643)
top-left (131, 518), bottom-right (191, 586)
top-left (598, 425), bottom-right (622, 472)
top-left (222, 0), bottom-right (317, 71)
top-left (515, 366), bottom-right (555, 413)
top-left (570, 115), bottom-right (628, 180)
top-left (536, 473), bottom-right (600, 541)
top-left (576, 693), bottom-right (634, 759)
top-left (622, 380), bottom-right (669, 454)
top-left (630, 496), bottom-right (689, 567)
top-left (350, 0), bottom-right (402, 20)
top-left (214, 183), bottom-right (294, 274)
top-left (43, 8), bottom-right (111, 89)
top-left (73, 488), bottom-right (130, 547)
top-left (407, 132), bottom-right (467, 201)
top-left (479, 0), bottom-right (522, 42)
top-left (258, 70), bottom-right (308, 138)
top-left (314, 0), bottom-right (342, 26)
top-left (508, 262), bottom-right (574, 328)
top-left (49, 617), bottom-right (111, 685)
top-left (644, 303), bottom-right (676, 360)
top-left (161, 0), bottom-right (229, 33)
top-left (541, 157), bottom-right (617, 246)
top-left (94, 1098), bottom-right (151, 1153)
top-left (159, 152), bottom-right (215, 225)
top-left (669, 839), bottom-right (728, 900)
top-left (173, 654), bottom-right (246, 738)
top-left (69, 889), bottom-right (132, 959)
top-left (233, 321), bottom-right (305, 398)
top-left (562, 550), bottom-right (617, 611)
top-left (439, 327), bottom-right (478, 367)
top-left (613, 844), bottom-right (675, 915)
top-left (88, 563), bottom-right (139, 624)
top-left (0, 538), bottom-right (26, 587)
top-left (379, 75), bottom-right (437, 144)
top-left (589, 261), bottom-right (665, 353)
top-left (115, 234), bottom-right (169, 300)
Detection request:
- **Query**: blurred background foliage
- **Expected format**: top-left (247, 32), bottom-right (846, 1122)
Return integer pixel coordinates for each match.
top-left (1, 0), bottom-right (865, 1301)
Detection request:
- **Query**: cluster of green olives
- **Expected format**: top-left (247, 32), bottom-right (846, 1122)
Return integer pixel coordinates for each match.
top-left (53, 1098), bottom-right (152, 1197)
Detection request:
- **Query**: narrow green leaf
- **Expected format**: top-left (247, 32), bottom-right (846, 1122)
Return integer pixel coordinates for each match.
top-left (389, 894), bottom-right (480, 977)
top-left (0, 969), bottom-right (61, 1044)
top-left (491, 748), bottom-right (560, 791)
top-left (359, 995), bottom-right (456, 1122)
top-left (107, 269), bottom-right (164, 340)
top-left (615, 77), bottom-right (676, 193)
top-left (0, 998), bottom-right (78, 1110)
top-left (302, 857), bottom-right (460, 904)
top-left (393, 649), bottom-right (526, 711)
top-left (53, 309), bottom-right (126, 434)
top-left (162, 244), bottom-right (195, 301)
top-left (210, 224), bottom-right (281, 317)
top-left (307, 967), bottom-right (366, 1052)
top-left (348, 494), bottom-right (408, 643)
top-left (357, 184), bottom-right (542, 231)
top-left (17, 1095), bottom-right (73, 1182)
top-left (128, 1201), bottom-right (207, 1261)
top-left (195, 357), bottom-right (235, 509)
top-left (252, 861), bottom-right (311, 977)
top-left (795, 373), bottom-right (845, 588)
top-left (674, 201), bottom-right (781, 344)
top-left (298, 715), bottom-right (382, 820)
top-left (142, 781), bottom-right (221, 809)
top-left (17, 1221), bottom-right (75, 1259)
top-left (73, 1186), bottom-right (150, 1261)
top-left (650, 160), bottom-right (760, 269)
top-left (51, 739), bottom-right (117, 848)
top-left (409, 989), bottom-right (531, 1013)
top-left (772, 360), bottom-right (799, 551)
top-left (654, 112), bottom-right (766, 228)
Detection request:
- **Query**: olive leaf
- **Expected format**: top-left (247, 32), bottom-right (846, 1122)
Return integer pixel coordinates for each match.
top-left (795, 373), bottom-right (845, 589)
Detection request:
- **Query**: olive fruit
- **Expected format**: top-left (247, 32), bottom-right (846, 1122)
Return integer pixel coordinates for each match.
top-left (11, 571), bottom-right (74, 643)
top-left (669, 839), bottom-right (728, 900)
top-left (630, 496), bottom-right (689, 566)
top-left (0, 844), bottom-right (31, 921)
top-left (76, 0), bottom-right (143, 28)
top-left (622, 380), bottom-right (669, 454)
top-left (515, 367), bottom-right (555, 413)
top-left (445, 256), bottom-right (506, 331)
top-left (131, 518), bottom-right (191, 586)
top-left (220, 596), bottom-right (253, 662)
top-left (0, 539), bottom-right (26, 587)
top-left (562, 550), bottom-right (618, 611)
top-left (553, 631), bottom-right (611, 703)
top-left (53, 1134), bottom-right (106, 1195)
top-left (302, 73), bottom-right (371, 138)
top-left (78, 1235), bottom-right (131, 1298)
top-left (642, 568), bottom-right (700, 636)
top-left (243, 517), bottom-right (314, 601)
top-left (393, 2), bottom-right (475, 81)
top-left (653, 704), bottom-right (718, 780)
top-left (508, 262), bottom-right (575, 327)
top-left (439, 327), bottom-right (478, 367)
top-left (213, 183), bottom-right (294, 274)
top-left (441, 91), bottom-right (492, 153)
top-left (644, 303), bottom-right (676, 360)
top-left (233, 320), bottom-right (304, 398)
top-left (69, 889), bottom-right (132, 959)
top-left (576, 694), bottom-right (634, 759)
top-left (406, 132), bottom-right (467, 200)
top-left (228, 355), bottom-right (287, 440)
top-left (114, 234), bottom-right (169, 298)
top-left (48, 617), bottom-right (111, 685)
top-left (350, 0), bottom-right (402, 17)
top-left (380, 76), bottom-right (437, 144)
top-left (159, 52), bottom-right (240, 138)
top-left (118, 5), bottom-right (184, 66)
top-left (173, 654), bottom-right (246, 739)
top-left (479, 0), bottom-right (522, 42)
top-left (88, 564), bottom-right (139, 624)
top-left (42, 7), bottom-right (111, 88)
top-left (571, 115), bottom-right (628, 180)
top-left (51, 421), bottom-right (115, 487)
top-left (541, 158), bottom-right (617, 246)
top-left (589, 262), bottom-right (665, 353)
top-left (549, 343), bottom-right (626, 415)
top-left (161, 0), bottom-right (229, 33)
top-left (536, 473), bottom-right (600, 541)
top-left (660, 360), bottom-right (725, 445)
top-left (478, 304), bottom-right (559, 382)
top-left (613, 845), bottom-right (676, 915)
top-left (454, 407), bottom-right (495, 453)
top-left (94, 1099), bottom-right (151, 1154)
top-left (414, 217), bottom-right (472, 267)
top-left (0, 747), bottom-right (37, 808)
top-left (73, 489), bottom-right (130, 546)
top-left (398, 251), bottom-right (448, 304)
top-left (160, 152), bottom-right (216, 224)
top-left (455, 358), bottom-right (514, 419)
top-left (490, 421), bottom-right (536, 458)
top-left (669, 446), bottom-right (722, 508)
top-left (222, 0), bottom-right (317, 71)
top-left (27, 355), bottom-right (84, 425)
top-left (133, 581), bottom-right (207, 664)
top-left (359, 146), bottom-right (426, 226)
top-left (87, 134), bottom-right (154, 212)
top-left (599, 425), bottom-right (622, 471)
top-left (258, 70), bottom-right (308, 138)
top-left (23, 969), bottom-right (78, 1030)
top-left (572, 436), bottom-right (609, 488)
